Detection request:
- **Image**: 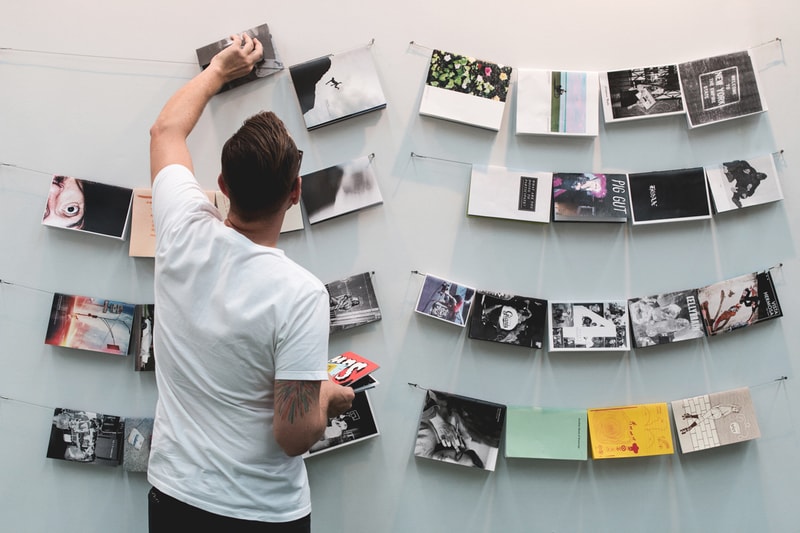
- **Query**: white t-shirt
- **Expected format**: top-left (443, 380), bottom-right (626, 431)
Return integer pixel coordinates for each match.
top-left (147, 164), bottom-right (329, 522)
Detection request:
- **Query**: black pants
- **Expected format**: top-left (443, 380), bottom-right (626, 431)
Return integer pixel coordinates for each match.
top-left (148, 487), bottom-right (311, 533)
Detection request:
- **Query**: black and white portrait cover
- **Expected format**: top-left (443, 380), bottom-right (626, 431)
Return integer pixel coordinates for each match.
top-left (122, 417), bottom-right (153, 472)
top-left (300, 155), bottom-right (383, 225)
top-left (326, 272), bottom-right (382, 334)
top-left (552, 173), bottom-right (629, 222)
top-left (678, 50), bottom-right (767, 128)
top-left (195, 23), bottom-right (283, 94)
top-left (705, 154), bottom-right (783, 213)
top-left (468, 164), bottom-right (553, 224)
top-left (304, 391), bottom-right (379, 458)
top-left (468, 291), bottom-right (547, 349)
top-left (289, 45), bottom-right (386, 130)
top-left (414, 389), bottom-right (506, 471)
top-left (47, 408), bottom-right (124, 467)
top-left (628, 167), bottom-right (712, 225)
top-left (697, 270), bottom-right (782, 336)
top-left (599, 64), bottom-right (684, 123)
top-left (42, 175), bottom-right (133, 240)
top-left (515, 69), bottom-right (600, 136)
top-left (414, 273), bottom-right (475, 328)
top-left (628, 289), bottom-right (706, 348)
top-left (548, 301), bottom-right (630, 352)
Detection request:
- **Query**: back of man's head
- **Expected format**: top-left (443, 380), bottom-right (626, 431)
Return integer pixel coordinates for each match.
top-left (221, 111), bottom-right (301, 221)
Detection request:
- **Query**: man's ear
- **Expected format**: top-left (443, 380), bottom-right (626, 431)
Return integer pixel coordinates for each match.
top-left (217, 174), bottom-right (229, 197)
top-left (289, 176), bottom-right (302, 206)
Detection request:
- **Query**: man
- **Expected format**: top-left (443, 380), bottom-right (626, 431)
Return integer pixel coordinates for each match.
top-left (147, 33), bottom-right (354, 532)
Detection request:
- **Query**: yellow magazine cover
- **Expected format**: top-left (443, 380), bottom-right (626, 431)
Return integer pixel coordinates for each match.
top-left (588, 402), bottom-right (674, 459)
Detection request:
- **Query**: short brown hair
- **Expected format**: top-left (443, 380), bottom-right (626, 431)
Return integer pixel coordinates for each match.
top-left (220, 111), bottom-right (301, 221)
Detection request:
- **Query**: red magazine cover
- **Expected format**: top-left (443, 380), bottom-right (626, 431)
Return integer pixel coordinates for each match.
top-left (328, 352), bottom-right (379, 391)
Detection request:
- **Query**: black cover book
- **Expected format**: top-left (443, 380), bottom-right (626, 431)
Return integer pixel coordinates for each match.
top-left (698, 270), bottom-right (782, 335)
top-left (628, 167), bottom-right (712, 224)
top-left (195, 23), bottom-right (283, 94)
top-left (47, 408), bottom-right (124, 467)
top-left (552, 173), bottom-right (629, 222)
top-left (628, 289), bottom-right (706, 347)
top-left (468, 291), bottom-right (547, 349)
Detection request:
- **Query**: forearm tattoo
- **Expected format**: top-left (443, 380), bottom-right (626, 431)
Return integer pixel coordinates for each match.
top-left (275, 381), bottom-right (318, 423)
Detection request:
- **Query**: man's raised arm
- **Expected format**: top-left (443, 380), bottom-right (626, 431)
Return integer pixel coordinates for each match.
top-left (149, 33), bottom-right (263, 183)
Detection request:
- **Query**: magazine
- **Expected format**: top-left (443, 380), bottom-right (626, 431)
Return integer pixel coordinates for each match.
top-left (705, 154), bottom-right (783, 213)
top-left (44, 293), bottom-right (136, 356)
top-left (328, 351), bottom-right (379, 393)
top-left (599, 64), bottom-right (684, 123)
top-left (505, 406), bottom-right (588, 460)
top-left (516, 69), bottom-right (599, 136)
top-left (552, 173), bottom-right (629, 222)
top-left (47, 408), bottom-right (124, 466)
top-left (587, 402), bottom-right (674, 459)
top-left (548, 301), bottom-right (630, 351)
top-left (628, 289), bottom-right (706, 348)
top-left (628, 167), bottom-right (712, 225)
top-left (697, 270), bottom-right (782, 336)
top-left (326, 271), bottom-right (382, 333)
top-left (300, 155), bottom-right (383, 225)
top-left (468, 291), bottom-right (547, 349)
top-left (414, 273), bottom-right (475, 328)
top-left (468, 164), bottom-right (553, 224)
top-left (304, 391), bottom-right (379, 457)
top-left (671, 387), bottom-right (760, 453)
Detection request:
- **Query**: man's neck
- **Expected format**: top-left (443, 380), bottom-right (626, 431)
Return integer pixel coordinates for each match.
top-left (223, 213), bottom-right (283, 248)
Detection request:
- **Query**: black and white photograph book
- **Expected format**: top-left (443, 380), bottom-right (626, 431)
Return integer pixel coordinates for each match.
top-left (599, 64), bottom-right (684, 123)
top-left (552, 173), bottom-right (629, 223)
top-left (548, 301), bottom-right (630, 352)
top-left (678, 50), bottom-right (767, 128)
top-left (468, 291), bottom-right (548, 349)
top-left (468, 164), bottom-right (553, 224)
top-left (42, 175), bottom-right (133, 240)
top-left (414, 389), bottom-right (506, 472)
top-left (326, 271), bottom-right (382, 334)
top-left (131, 304), bottom-right (155, 371)
top-left (300, 155), bottom-right (383, 225)
top-left (515, 69), bottom-right (599, 136)
top-left (47, 408), bottom-right (124, 467)
top-left (697, 270), bottom-right (782, 336)
top-left (628, 167), bottom-right (712, 225)
top-left (195, 23), bottom-right (283, 94)
top-left (304, 391), bottom-right (379, 458)
top-left (419, 49), bottom-right (513, 131)
top-left (628, 289), bottom-right (706, 348)
top-left (414, 273), bottom-right (475, 328)
top-left (289, 45), bottom-right (386, 131)
top-left (705, 154), bottom-right (783, 213)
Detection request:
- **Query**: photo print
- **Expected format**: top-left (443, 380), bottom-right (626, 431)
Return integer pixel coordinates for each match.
top-left (300, 155), bottom-right (383, 225)
top-left (468, 291), bottom-right (547, 348)
top-left (697, 270), bottom-right (782, 336)
top-left (628, 289), bottom-right (706, 348)
top-left (678, 50), bottom-right (766, 128)
top-left (304, 391), bottom-right (379, 457)
top-left (42, 175), bottom-right (133, 240)
top-left (516, 69), bottom-right (599, 136)
top-left (705, 154), bottom-right (783, 213)
top-left (326, 272), bottom-right (382, 334)
top-left (468, 164), bottom-right (553, 223)
top-left (44, 293), bottom-right (136, 356)
top-left (628, 167), bottom-right (712, 225)
top-left (552, 172), bottom-right (629, 222)
top-left (599, 64), bottom-right (684, 122)
top-left (47, 408), bottom-right (124, 467)
top-left (289, 45), bottom-right (386, 130)
top-left (195, 23), bottom-right (283, 94)
top-left (414, 389), bottom-right (506, 471)
top-left (419, 49), bottom-right (512, 131)
top-left (548, 301), bottom-right (630, 351)
top-left (414, 273), bottom-right (475, 327)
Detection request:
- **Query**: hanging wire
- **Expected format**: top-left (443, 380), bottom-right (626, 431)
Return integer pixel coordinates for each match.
top-left (0, 46), bottom-right (195, 65)
top-left (410, 152), bottom-right (472, 166)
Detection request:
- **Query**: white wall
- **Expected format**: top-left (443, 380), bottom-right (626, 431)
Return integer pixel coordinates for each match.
top-left (1, 1), bottom-right (799, 532)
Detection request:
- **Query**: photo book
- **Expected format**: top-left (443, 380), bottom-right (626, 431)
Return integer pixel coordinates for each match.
top-left (414, 273), bottom-right (475, 328)
top-left (599, 64), bottom-right (684, 123)
top-left (42, 175), bottom-right (133, 240)
top-left (328, 351), bottom-right (379, 393)
top-left (419, 49), bottom-right (513, 131)
top-left (195, 23), bottom-right (283, 94)
top-left (515, 69), bottom-right (599, 136)
top-left (300, 155), bottom-right (383, 225)
top-left (552, 173), bottom-right (629, 223)
top-left (697, 269), bottom-right (782, 336)
top-left (671, 387), bottom-right (761, 454)
top-left (587, 402), bottom-right (674, 459)
top-left (628, 289), bottom-right (706, 348)
top-left (505, 406), bottom-right (588, 461)
top-left (414, 389), bottom-right (506, 471)
top-left (131, 304), bottom-right (154, 371)
top-left (468, 164), bottom-right (553, 224)
top-left (122, 417), bottom-right (153, 472)
top-left (628, 167), bottom-right (712, 225)
top-left (47, 408), bottom-right (124, 467)
top-left (705, 154), bottom-right (783, 213)
top-left (45, 293), bottom-right (136, 356)
top-left (677, 50), bottom-right (767, 128)
top-left (548, 301), bottom-right (630, 352)
top-left (468, 291), bottom-right (548, 349)
top-left (326, 271), bottom-right (382, 334)
top-left (289, 45), bottom-right (386, 130)
top-left (304, 390), bottom-right (379, 458)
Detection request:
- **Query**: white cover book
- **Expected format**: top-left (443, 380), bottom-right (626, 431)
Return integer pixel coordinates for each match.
top-left (468, 164), bottom-right (552, 223)
top-left (516, 69), bottom-right (599, 136)
top-left (705, 154), bottom-right (783, 213)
